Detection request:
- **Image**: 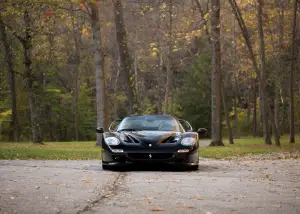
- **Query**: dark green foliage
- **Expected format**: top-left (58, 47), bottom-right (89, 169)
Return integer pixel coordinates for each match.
top-left (176, 51), bottom-right (212, 131)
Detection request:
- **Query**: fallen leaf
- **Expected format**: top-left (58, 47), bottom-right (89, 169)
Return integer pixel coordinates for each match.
top-left (151, 208), bottom-right (165, 211)
top-left (192, 196), bottom-right (204, 200)
top-left (264, 174), bottom-right (271, 178)
top-left (144, 197), bottom-right (153, 201)
top-left (83, 178), bottom-right (93, 184)
top-left (10, 197), bottom-right (15, 200)
top-left (35, 186), bottom-right (40, 189)
top-left (184, 205), bottom-right (194, 209)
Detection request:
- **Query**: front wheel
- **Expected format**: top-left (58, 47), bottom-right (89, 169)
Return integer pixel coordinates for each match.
top-left (187, 165), bottom-right (198, 171)
top-left (102, 164), bottom-right (113, 170)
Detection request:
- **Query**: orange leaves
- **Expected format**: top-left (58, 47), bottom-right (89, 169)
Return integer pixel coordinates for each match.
top-left (78, 0), bottom-right (100, 13)
top-left (82, 26), bottom-right (91, 39)
top-left (44, 9), bottom-right (54, 17)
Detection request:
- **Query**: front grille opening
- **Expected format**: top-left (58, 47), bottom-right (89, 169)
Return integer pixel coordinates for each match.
top-left (127, 153), bottom-right (174, 160)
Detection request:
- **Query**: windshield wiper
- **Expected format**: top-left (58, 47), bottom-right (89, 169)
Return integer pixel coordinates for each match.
top-left (118, 128), bottom-right (142, 132)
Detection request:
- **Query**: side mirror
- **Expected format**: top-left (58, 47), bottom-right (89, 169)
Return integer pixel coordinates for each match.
top-left (96, 127), bottom-right (104, 134)
top-left (197, 128), bottom-right (208, 137)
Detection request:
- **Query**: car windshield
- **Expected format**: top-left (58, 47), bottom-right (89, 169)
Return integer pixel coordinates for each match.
top-left (117, 115), bottom-right (183, 132)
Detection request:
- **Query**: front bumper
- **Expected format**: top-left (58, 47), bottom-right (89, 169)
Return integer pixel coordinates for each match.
top-left (102, 149), bottom-right (199, 166)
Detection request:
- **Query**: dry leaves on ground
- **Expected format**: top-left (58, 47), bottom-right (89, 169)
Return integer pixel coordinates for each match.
top-left (151, 208), bottom-right (165, 211)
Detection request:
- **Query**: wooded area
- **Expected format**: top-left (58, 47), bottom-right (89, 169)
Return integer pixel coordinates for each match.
top-left (0, 0), bottom-right (299, 145)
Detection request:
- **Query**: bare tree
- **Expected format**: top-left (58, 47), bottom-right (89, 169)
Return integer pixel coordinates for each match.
top-left (257, 0), bottom-right (271, 145)
top-left (91, 1), bottom-right (105, 145)
top-left (164, 0), bottom-right (173, 114)
top-left (221, 82), bottom-right (234, 144)
top-left (0, 16), bottom-right (18, 141)
top-left (228, 0), bottom-right (280, 145)
top-left (289, 0), bottom-right (297, 143)
top-left (210, 0), bottom-right (223, 146)
top-left (113, 0), bottom-right (139, 114)
top-left (71, 7), bottom-right (81, 141)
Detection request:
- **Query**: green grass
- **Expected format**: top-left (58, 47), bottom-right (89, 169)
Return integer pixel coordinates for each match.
top-left (200, 135), bottom-right (300, 159)
top-left (0, 141), bottom-right (101, 160)
top-left (0, 135), bottom-right (299, 160)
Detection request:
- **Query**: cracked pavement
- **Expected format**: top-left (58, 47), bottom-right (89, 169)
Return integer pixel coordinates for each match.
top-left (0, 159), bottom-right (299, 214)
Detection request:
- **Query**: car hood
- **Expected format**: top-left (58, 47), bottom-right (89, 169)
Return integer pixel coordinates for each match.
top-left (119, 130), bottom-right (181, 144)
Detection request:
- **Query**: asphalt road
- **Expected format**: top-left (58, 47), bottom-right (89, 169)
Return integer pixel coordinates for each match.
top-left (0, 158), bottom-right (299, 214)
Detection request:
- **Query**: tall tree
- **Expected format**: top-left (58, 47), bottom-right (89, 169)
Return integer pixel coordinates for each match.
top-left (228, 0), bottom-right (280, 144)
top-left (164, 0), bottom-right (173, 114)
top-left (71, 7), bottom-right (81, 141)
top-left (257, 0), bottom-right (271, 145)
top-left (232, 16), bottom-right (239, 138)
top-left (210, 0), bottom-right (223, 146)
top-left (0, 16), bottom-right (18, 141)
top-left (275, 0), bottom-right (284, 137)
top-left (90, 1), bottom-right (105, 145)
top-left (289, 0), bottom-right (297, 143)
top-left (113, 0), bottom-right (139, 114)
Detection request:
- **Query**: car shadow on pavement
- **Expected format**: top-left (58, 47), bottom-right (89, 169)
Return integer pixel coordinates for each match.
top-left (101, 162), bottom-right (221, 173)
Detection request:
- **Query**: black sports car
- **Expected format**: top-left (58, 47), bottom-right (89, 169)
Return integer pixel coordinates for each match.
top-left (96, 115), bottom-right (207, 170)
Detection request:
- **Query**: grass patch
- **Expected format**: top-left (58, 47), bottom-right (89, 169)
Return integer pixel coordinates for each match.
top-left (0, 135), bottom-right (299, 160)
top-left (0, 141), bottom-right (101, 160)
top-left (200, 135), bottom-right (300, 159)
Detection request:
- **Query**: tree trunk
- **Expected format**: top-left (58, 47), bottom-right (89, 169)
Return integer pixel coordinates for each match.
top-left (252, 80), bottom-right (257, 136)
top-left (195, 0), bottom-right (210, 44)
top-left (71, 10), bottom-right (81, 142)
top-left (275, 3), bottom-right (284, 138)
top-left (229, 0), bottom-right (279, 142)
top-left (289, 0), bottom-right (297, 143)
top-left (247, 84), bottom-right (251, 127)
top-left (23, 10), bottom-right (43, 144)
top-left (228, 0), bottom-right (265, 138)
top-left (222, 82), bottom-right (234, 144)
top-left (210, 0), bottom-right (223, 146)
top-left (0, 16), bottom-right (18, 142)
top-left (232, 16), bottom-right (239, 138)
top-left (257, 0), bottom-right (272, 145)
top-left (91, 2), bottom-right (105, 146)
top-left (157, 40), bottom-right (164, 114)
top-left (113, 0), bottom-right (138, 114)
top-left (164, 0), bottom-right (173, 114)
top-left (113, 57), bottom-right (120, 119)
top-left (134, 50), bottom-right (139, 103)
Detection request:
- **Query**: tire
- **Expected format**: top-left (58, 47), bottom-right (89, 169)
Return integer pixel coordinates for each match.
top-left (188, 165), bottom-right (198, 171)
top-left (102, 164), bottom-right (113, 170)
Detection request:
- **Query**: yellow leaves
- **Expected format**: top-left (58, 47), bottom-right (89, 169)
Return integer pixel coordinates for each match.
top-left (0, 109), bottom-right (12, 117)
top-left (204, 13), bottom-right (210, 21)
top-left (161, 3), bottom-right (167, 10)
top-left (191, 196), bottom-right (204, 200)
top-left (185, 18), bottom-right (191, 25)
top-left (150, 42), bottom-right (158, 57)
top-left (150, 42), bottom-right (157, 47)
top-left (106, 22), bottom-right (113, 27)
top-left (82, 27), bottom-right (91, 38)
top-left (172, 45), bottom-right (179, 52)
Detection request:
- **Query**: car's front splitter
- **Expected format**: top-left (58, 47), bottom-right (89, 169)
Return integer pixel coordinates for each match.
top-left (102, 149), bottom-right (199, 166)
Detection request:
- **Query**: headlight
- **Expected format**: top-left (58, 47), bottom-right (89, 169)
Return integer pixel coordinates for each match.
top-left (105, 137), bottom-right (120, 145)
top-left (181, 137), bottom-right (196, 146)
